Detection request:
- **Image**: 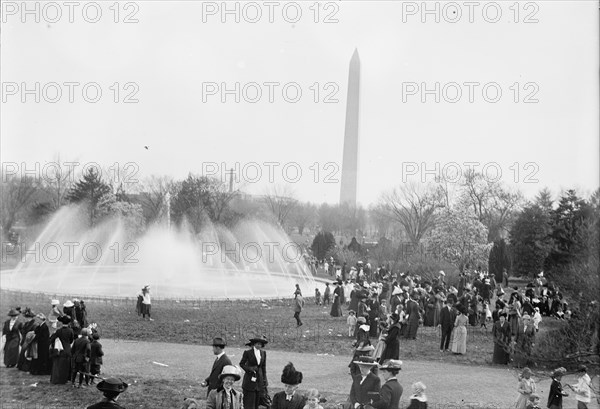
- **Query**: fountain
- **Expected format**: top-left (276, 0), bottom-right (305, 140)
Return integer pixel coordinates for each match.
top-left (1, 205), bottom-right (317, 299)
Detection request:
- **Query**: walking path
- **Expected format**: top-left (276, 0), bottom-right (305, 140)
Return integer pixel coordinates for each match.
top-left (100, 339), bottom-right (599, 408)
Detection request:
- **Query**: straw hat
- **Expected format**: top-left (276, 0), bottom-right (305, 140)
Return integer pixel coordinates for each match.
top-left (219, 365), bottom-right (241, 381)
top-left (63, 300), bottom-right (74, 308)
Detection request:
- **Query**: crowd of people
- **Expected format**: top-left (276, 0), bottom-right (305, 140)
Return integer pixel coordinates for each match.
top-left (306, 259), bottom-right (579, 367)
top-left (0, 299), bottom-right (127, 408)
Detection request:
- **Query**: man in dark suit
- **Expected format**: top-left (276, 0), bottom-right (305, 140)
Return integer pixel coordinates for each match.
top-left (271, 362), bottom-right (307, 409)
top-left (201, 337), bottom-right (232, 396)
top-left (240, 336), bottom-right (269, 409)
top-left (349, 356), bottom-right (381, 409)
top-left (439, 299), bottom-right (456, 352)
top-left (369, 360), bottom-right (403, 409)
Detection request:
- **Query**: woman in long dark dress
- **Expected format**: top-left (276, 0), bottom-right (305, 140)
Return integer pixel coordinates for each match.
top-left (492, 312), bottom-right (511, 364)
top-left (49, 316), bottom-right (74, 384)
top-left (379, 313), bottom-right (401, 363)
top-left (2, 309), bottom-right (22, 368)
top-left (30, 314), bottom-right (51, 375)
top-left (330, 282), bottom-right (343, 317)
top-left (17, 308), bottom-right (37, 371)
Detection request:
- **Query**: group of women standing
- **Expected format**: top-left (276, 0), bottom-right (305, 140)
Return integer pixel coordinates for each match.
top-left (2, 308), bottom-right (51, 375)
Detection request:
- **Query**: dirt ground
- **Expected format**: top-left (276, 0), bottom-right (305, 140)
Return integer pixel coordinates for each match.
top-left (93, 339), bottom-right (600, 408)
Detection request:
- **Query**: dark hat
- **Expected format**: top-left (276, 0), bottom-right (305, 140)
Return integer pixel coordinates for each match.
top-left (23, 307), bottom-right (35, 318)
top-left (97, 377), bottom-right (128, 394)
top-left (92, 333), bottom-right (100, 340)
top-left (499, 312), bottom-right (507, 318)
top-left (57, 315), bottom-right (71, 324)
top-left (390, 313), bottom-right (400, 323)
top-left (281, 362), bottom-right (303, 385)
top-left (246, 335), bottom-right (268, 347)
top-left (7, 309), bottom-right (19, 317)
top-left (379, 359), bottom-right (402, 371)
top-left (212, 337), bottom-right (227, 347)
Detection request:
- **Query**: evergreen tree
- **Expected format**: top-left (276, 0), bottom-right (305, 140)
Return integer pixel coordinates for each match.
top-left (311, 231), bottom-right (336, 260)
top-left (488, 239), bottom-right (510, 282)
top-left (509, 205), bottom-right (552, 277)
top-left (545, 190), bottom-right (593, 270)
top-left (66, 168), bottom-right (111, 226)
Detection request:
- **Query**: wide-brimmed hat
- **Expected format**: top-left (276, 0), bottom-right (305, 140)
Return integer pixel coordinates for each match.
top-left (353, 355), bottom-right (378, 366)
top-left (281, 362), bottom-right (303, 385)
top-left (412, 381), bottom-right (426, 393)
top-left (212, 337), bottom-right (227, 347)
top-left (379, 359), bottom-right (402, 371)
top-left (521, 367), bottom-right (533, 377)
top-left (23, 307), bottom-right (35, 318)
top-left (438, 271), bottom-right (445, 276)
top-left (57, 315), bottom-right (71, 325)
top-left (357, 317), bottom-right (366, 324)
top-left (522, 314), bottom-right (531, 321)
top-left (7, 309), bottom-right (19, 317)
top-left (97, 377), bottom-right (128, 394)
top-left (51, 299), bottom-right (60, 305)
top-left (63, 300), bottom-right (74, 308)
top-left (219, 365), bottom-right (241, 381)
top-left (246, 335), bottom-right (268, 346)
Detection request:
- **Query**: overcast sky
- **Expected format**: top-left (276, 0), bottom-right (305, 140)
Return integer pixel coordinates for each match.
top-left (2, 1), bottom-right (598, 206)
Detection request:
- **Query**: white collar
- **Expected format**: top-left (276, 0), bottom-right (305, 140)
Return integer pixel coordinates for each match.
top-left (216, 351), bottom-right (225, 359)
top-left (409, 394), bottom-right (427, 402)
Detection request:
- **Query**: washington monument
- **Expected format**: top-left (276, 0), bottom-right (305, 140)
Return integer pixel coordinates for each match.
top-left (339, 48), bottom-right (360, 207)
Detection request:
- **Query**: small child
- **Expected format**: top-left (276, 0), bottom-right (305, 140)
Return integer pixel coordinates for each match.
top-left (347, 311), bottom-right (357, 337)
top-left (315, 288), bottom-right (322, 306)
top-left (89, 332), bottom-right (104, 384)
top-left (525, 393), bottom-right (541, 409)
top-left (303, 389), bottom-right (324, 409)
top-left (406, 381), bottom-right (427, 409)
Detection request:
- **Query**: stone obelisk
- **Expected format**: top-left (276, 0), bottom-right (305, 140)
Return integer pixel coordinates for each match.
top-left (339, 48), bottom-right (360, 207)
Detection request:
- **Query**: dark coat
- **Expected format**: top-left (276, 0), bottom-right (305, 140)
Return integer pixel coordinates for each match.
top-left (349, 373), bottom-right (381, 405)
top-left (90, 340), bottom-right (104, 366)
top-left (271, 391), bottom-right (307, 409)
top-left (547, 379), bottom-right (565, 408)
top-left (239, 348), bottom-right (268, 392)
top-left (371, 379), bottom-right (403, 409)
top-left (439, 305), bottom-right (456, 331)
top-left (380, 324), bottom-right (400, 362)
top-left (71, 336), bottom-right (91, 364)
top-left (206, 353), bottom-right (233, 392)
top-left (3, 318), bottom-right (22, 366)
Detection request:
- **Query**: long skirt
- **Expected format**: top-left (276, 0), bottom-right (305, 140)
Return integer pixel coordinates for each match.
top-left (515, 393), bottom-right (531, 409)
top-left (50, 354), bottom-right (71, 384)
top-left (372, 339), bottom-right (386, 361)
top-left (3, 336), bottom-right (20, 367)
top-left (492, 342), bottom-right (510, 364)
top-left (330, 300), bottom-right (342, 317)
top-left (451, 326), bottom-right (467, 354)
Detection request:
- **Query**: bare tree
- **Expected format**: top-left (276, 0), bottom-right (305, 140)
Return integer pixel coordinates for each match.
top-left (461, 170), bottom-right (524, 241)
top-left (1, 174), bottom-right (41, 235)
top-left (263, 185), bottom-right (298, 229)
top-left (138, 175), bottom-right (174, 224)
top-left (41, 156), bottom-right (75, 210)
top-left (379, 182), bottom-right (443, 247)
